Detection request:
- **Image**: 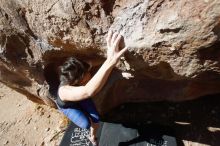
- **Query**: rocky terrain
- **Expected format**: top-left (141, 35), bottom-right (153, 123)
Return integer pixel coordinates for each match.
top-left (0, 0), bottom-right (219, 113)
top-left (0, 1), bottom-right (220, 145)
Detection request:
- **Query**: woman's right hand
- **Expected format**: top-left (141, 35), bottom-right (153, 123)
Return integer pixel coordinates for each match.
top-left (106, 30), bottom-right (128, 66)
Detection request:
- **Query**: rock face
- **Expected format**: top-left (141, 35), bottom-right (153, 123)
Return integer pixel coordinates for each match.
top-left (0, 0), bottom-right (220, 114)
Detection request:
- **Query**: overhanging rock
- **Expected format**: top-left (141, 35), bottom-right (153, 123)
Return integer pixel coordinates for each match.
top-left (0, 0), bottom-right (220, 114)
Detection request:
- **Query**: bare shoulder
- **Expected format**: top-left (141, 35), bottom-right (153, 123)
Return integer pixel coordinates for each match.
top-left (58, 85), bottom-right (71, 101)
top-left (58, 85), bottom-right (73, 94)
top-left (57, 84), bottom-right (90, 102)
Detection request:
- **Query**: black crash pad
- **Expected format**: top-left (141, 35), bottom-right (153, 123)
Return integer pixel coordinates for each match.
top-left (60, 121), bottom-right (177, 146)
top-left (99, 122), bottom-right (177, 146)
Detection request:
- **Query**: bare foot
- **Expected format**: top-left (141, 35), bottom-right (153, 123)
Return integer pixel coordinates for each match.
top-left (88, 134), bottom-right (98, 146)
top-left (89, 120), bottom-right (99, 146)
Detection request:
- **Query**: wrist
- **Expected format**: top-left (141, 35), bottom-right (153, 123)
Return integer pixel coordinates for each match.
top-left (105, 58), bottom-right (116, 68)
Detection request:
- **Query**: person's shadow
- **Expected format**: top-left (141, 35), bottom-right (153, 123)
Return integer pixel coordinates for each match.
top-left (118, 122), bottom-right (179, 146)
top-left (101, 94), bottom-right (220, 146)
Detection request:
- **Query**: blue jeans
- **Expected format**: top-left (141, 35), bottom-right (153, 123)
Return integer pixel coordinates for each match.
top-left (56, 98), bottom-right (100, 129)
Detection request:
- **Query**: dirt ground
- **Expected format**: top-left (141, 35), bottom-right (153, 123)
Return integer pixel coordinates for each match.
top-left (0, 82), bottom-right (69, 146)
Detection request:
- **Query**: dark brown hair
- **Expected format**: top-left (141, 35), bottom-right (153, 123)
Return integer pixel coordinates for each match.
top-left (58, 57), bottom-right (90, 86)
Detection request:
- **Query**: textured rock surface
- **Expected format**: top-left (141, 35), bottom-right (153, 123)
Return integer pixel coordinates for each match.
top-left (0, 0), bottom-right (220, 113)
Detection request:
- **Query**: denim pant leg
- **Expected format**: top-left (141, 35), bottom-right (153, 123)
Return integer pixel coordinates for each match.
top-left (58, 105), bottom-right (91, 129)
top-left (79, 98), bottom-right (100, 123)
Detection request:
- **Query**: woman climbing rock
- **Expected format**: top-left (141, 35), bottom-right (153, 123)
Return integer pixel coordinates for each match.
top-left (55, 30), bottom-right (128, 145)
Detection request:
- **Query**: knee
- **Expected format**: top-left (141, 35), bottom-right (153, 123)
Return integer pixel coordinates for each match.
top-left (78, 120), bottom-right (91, 129)
top-left (59, 108), bottom-right (91, 129)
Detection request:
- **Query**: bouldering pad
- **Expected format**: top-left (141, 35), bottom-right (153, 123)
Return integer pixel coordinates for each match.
top-left (99, 122), bottom-right (177, 146)
top-left (60, 121), bottom-right (177, 146)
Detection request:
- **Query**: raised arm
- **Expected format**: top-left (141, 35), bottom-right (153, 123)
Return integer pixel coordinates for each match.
top-left (58, 30), bottom-right (128, 102)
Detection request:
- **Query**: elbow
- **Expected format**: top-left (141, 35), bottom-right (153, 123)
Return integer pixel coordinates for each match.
top-left (84, 85), bottom-right (95, 97)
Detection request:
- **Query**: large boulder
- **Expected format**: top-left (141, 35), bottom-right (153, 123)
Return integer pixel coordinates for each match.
top-left (0, 0), bottom-right (220, 114)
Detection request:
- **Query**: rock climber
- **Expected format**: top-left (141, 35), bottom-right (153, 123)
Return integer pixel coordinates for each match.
top-left (55, 30), bottom-right (128, 145)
